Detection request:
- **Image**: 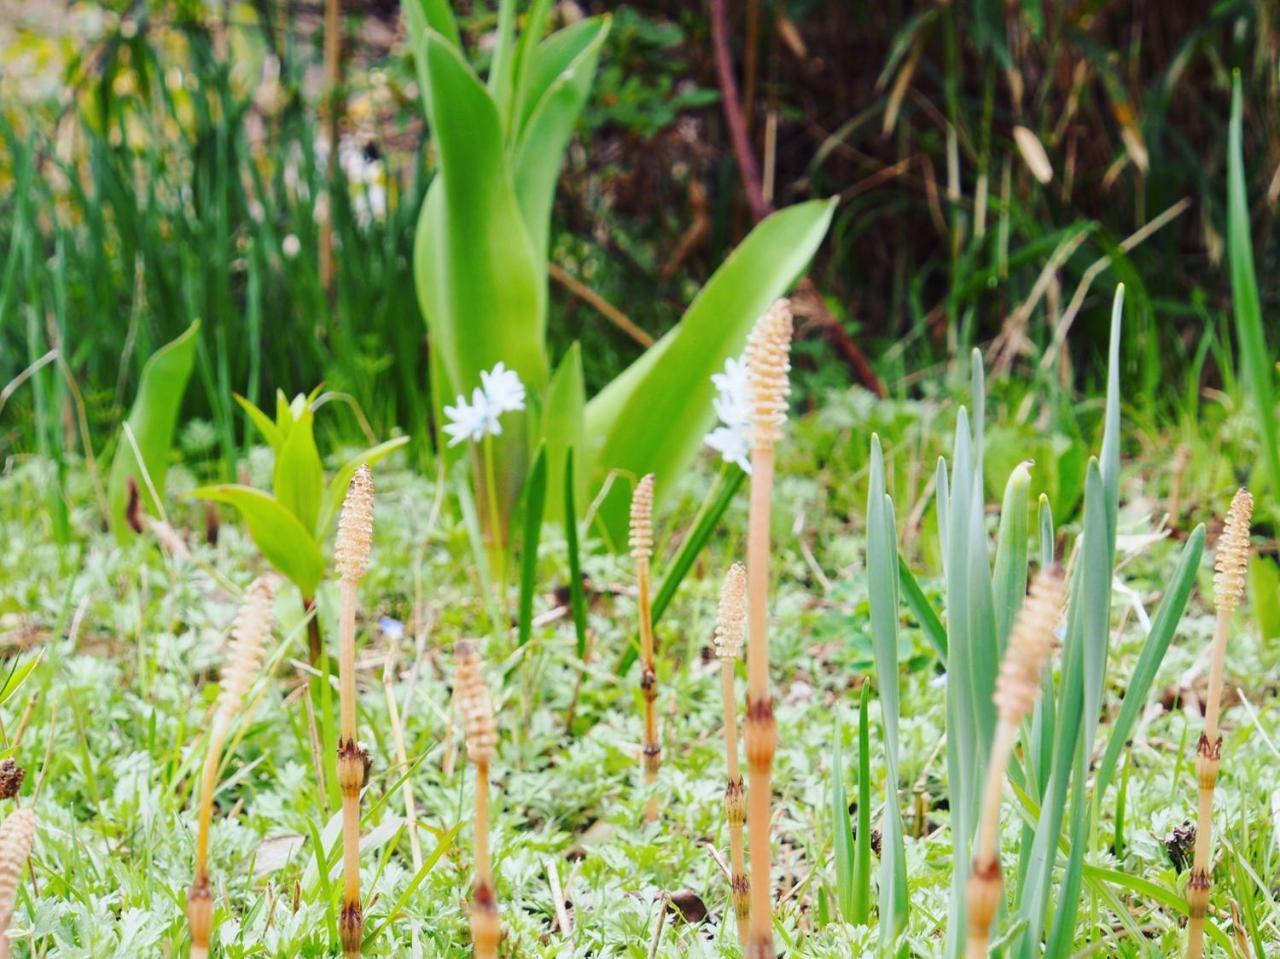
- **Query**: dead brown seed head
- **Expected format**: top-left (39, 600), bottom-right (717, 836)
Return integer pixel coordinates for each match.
top-left (0, 762), bottom-right (24, 802)
top-left (455, 641), bottom-right (498, 764)
top-left (714, 562), bottom-right (747, 659)
top-left (335, 465), bottom-right (375, 581)
top-left (628, 474), bottom-right (655, 563)
top-left (993, 566), bottom-right (1066, 724)
top-left (216, 576), bottom-right (276, 728)
top-left (745, 299), bottom-right (793, 449)
top-left (1213, 488), bottom-right (1252, 612)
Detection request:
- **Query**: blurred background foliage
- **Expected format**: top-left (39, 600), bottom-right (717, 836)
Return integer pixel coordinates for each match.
top-left (0, 0), bottom-right (1276, 499)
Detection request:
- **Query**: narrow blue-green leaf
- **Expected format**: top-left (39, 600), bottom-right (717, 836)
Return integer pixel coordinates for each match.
top-left (564, 448), bottom-right (588, 659)
top-left (1228, 72), bottom-right (1280, 495)
top-left (107, 319), bottom-right (200, 540)
top-left (992, 462), bottom-right (1032, 651)
top-left (869, 436), bottom-right (908, 939)
top-left (831, 719), bottom-right (856, 923)
top-left (1096, 524), bottom-right (1205, 795)
top-left (853, 683), bottom-right (873, 926)
top-left (517, 446), bottom-right (548, 647)
top-left (936, 457), bottom-right (950, 568)
top-left (585, 199), bottom-right (834, 542)
top-left (1100, 285), bottom-right (1124, 544)
top-left (896, 556), bottom-right (947, 661)
top-left (1037, 494), bottom-right (1054, 570)
top-left (487, 0), bottom-right (518, 119)
top-left (192, 486), bottom-right (325, 597)
top-left (616, 467), bottom-right (747, 674)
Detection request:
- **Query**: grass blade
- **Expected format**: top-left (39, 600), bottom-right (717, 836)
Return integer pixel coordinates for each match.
top-left (564, 448), bottom-right (588, 658)
top-left (517, 446), bottom-right (548, 647)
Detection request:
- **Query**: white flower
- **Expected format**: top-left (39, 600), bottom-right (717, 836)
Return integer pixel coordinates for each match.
top-left (479, 362), bottom-right (526, 415)
top-left (281, 234), bottom-right (301, 259)
top-left (443, 387), bottom-right (500, 447)
top-left (704, 355), bottom-right (753, 472)
top-left (442, 363), bottom-right (527, 447)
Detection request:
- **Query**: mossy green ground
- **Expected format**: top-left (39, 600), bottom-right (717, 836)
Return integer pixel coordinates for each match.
top-left (0, 387), bottom-right (1277, 957)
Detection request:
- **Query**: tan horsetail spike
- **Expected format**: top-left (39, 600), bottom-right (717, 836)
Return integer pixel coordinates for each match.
top-left (714, 562), bottom-right (747, 660)
top-left (715, 562), bottom-right (750, 944)
top-left (190, 576), bottom-right (277, 959)
top-left (630, 474), bottom-right (661, 822)
top-left (967, 565), bottom-right (1066, 959)
top-left (335, 464), bottom-right (375, 957)
top-left (455, 641), bottom-right (500, 959)
top-left (1187, 487), bottom-right (1253, 959)
top-left (743, 299), bottom-right (793, 959)
top-left (0, 808), bottom-right (36, 959)
top-left (745, 299), bottom-right (793, 450)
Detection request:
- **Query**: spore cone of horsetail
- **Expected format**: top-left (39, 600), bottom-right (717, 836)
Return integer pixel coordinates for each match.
top-left (1186, 488), bottom-right (1252, 959)
top-left (715, 561), bottom-right (750, 945)
top-left (966, 566), bottom-right (1065, 957)
top-left (456, 640), bottom-right (499, 959)
top-left (0, 808), bottom-right (36, 959)
top-left (742, 299), bottom-right (792, 959)
top-left (189, 575), bottom-right (276, 959)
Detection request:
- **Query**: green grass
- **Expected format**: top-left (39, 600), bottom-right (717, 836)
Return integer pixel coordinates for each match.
top-left (0, 380), bottom-right (1276, 955)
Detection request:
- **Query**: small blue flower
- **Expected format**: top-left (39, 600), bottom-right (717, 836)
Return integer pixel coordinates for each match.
top-left (379, 616), bottom-right (405, 641)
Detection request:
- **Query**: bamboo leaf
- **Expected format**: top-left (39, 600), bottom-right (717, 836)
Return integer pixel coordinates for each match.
top-left (192, 486), bottom-right (325, 597)
top-left (274, 408), bottom-right (324, 534)
top-left (316, 437), bottom-right (411, 540)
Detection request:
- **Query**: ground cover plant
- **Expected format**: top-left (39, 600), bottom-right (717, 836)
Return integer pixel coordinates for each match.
top-left (1, 1), bottom-right (1279, 957)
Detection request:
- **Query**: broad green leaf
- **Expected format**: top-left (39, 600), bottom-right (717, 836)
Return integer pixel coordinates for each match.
top-left (107, 319), bottom-right (200, 541)
top-left (0, 652), bottom-right (42, 709)
top-left (192, 486), bottom-right (325, 596)
top-left (510, 0), bottom-right (555, 121)
top-left (274, 409), bottom-right (324, 533)
top-left (413, 28), bottom-right (548, 515)
top-left (402, 0), bottom-right (460, 55)
top-left (1250, 553), bottom-right (1280, 643)
top-left (1228, 72), bottom-right (1280, 496)
top-left (585, 199), bottom-right (835, 541)
top-left (488, 0), bottom-right (518, 120)
top-left (541, 344), bottom-right (586, 524)
top-left (317, 437), bottom-right (410, 540)
top-left (513, 18), bottom-right (608, 256)
top-left (235, 393), bottom-right (284, 452)
top-left (517, 446), bottom-right (548, 647)
top-left (517, 18), bottom-right (611, 138)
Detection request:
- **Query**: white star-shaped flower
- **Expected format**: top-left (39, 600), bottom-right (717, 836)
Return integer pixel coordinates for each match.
top-left (480, 362), bottom-right (526, 415)
top-left (704, 355), bottom-right (753, 473)
top-left (443, 387), bottom-right (500, 447)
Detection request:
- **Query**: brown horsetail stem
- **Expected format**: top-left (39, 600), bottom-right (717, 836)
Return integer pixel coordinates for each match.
top-left (455, 640), bottom-right (500, 959)
top-left (714, 561), bottom-right (749, 946)
top-left (335, 464), bottom-right (374, 957)
top-left (1186, 487), bottom-right (1252, 959)
top-left (0, 808), bottom-right (36, 959)
top-left (966, 566), bottom-right (1065, 958)
top-left (743, 299), bottom-right (792, 959)
top-left (189, 576), bottom-right (276, 959)
top-left (630, 473), bottom-right (660, 822)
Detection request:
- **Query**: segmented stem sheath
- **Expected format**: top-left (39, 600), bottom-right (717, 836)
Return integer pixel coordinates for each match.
top-left (335, 465), bottom-right (374, 957)
top-left (1186, 488), bottom-right (1252, 959)
top-left (742, 300), bottom-right (792, 959)
top-left (716, 563), bottom-right (749, 945)
top-left (456, 641), bottom-right (500, 959)
top-left (630, 474), bottom-right (660, 822)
